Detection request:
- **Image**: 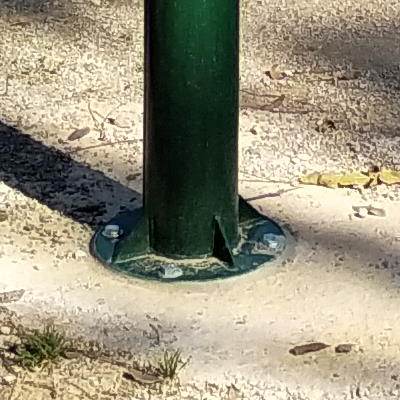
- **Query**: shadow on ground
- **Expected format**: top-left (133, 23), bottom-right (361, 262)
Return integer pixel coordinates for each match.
top-left (1, 120), bottom-right (399, 279)
top-left (0, 121), bottom-right (140, 229)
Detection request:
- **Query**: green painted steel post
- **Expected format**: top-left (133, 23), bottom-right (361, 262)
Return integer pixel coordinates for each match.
top-left (144, 0), bottom-right (240, 258)
top-left (90, 0), bottom-right (288, 281)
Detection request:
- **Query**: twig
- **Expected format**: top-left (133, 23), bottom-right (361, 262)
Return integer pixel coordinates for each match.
top-left (1, 74), bottom-right (9, 96)
top-left (243, 187), bottom-right (300, 201)
top-left (50, 363), bottom-right (57, 399)
top-left (68, 139), bottom-right (140, 154)
top-left (89, 107), bottom-right (130, 128)
top-left (0, 352), bottom-right (16, 375)
top-left (100, 102), bottom-right (125, 139)
top-left (241, 87), bottom-right (329, 114)
top-left (240, 103), bottom-right (314, 114)
top-left (87, 101), bottom-right (126, 140)
top-left (6, 375), bottom-right (17, 400)
top-left (293, 68), bottom-right (334, 76)
top-left (87, 101), bottom-right (101, 133)
top-left (24, 380), bottom-right (57, 398)
top-left (149, 323), bottom-right (161, 345)
top-left (90, 108), bottom-right (106, 121)
top-left (240, 89), bottom-right (278, 98)
top-left (78, 351), bottom-right (164, 384)
top-left (106, 118), bottom-right (130, 129)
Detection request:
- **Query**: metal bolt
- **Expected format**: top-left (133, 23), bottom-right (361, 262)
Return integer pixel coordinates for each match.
top-left (102, 224), bottom-right (122, 239)
top-left (262, 233), bottom-right (285, 252)
top-left (159, 264), bottom-right (183, 279)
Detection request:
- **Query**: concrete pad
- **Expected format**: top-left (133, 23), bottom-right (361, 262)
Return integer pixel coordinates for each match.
top-left (0, 0), bottom-right (400, 398)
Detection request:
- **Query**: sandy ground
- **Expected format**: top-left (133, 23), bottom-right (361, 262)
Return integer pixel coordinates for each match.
top-left (0, 0), bottom-right (400, 399)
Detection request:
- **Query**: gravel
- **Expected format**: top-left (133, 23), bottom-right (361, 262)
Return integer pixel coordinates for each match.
top-left (0, 0), bottom-right (399, 399)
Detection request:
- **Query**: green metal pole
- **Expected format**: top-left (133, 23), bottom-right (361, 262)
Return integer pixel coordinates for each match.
top-left (90, 0), bottom-right (288, 282)
top-left (144, 0), bottom-right (239, 258)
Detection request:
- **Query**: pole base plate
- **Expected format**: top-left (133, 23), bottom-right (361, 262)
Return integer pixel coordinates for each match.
top-left (90, 199), bottom-right (290, 282)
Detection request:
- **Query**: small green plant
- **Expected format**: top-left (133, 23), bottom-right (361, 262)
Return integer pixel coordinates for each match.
top-left (155, 349), bottom-right (190, 379)
top-left (14, 325), bottom-right (69, 370)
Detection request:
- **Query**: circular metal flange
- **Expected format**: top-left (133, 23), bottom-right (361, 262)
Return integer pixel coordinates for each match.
top-left (90, 206), bottom-right (291, 282)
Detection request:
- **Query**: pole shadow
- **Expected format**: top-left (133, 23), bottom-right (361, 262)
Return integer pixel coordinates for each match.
top-left (0, 121), bottom-right (140, 229)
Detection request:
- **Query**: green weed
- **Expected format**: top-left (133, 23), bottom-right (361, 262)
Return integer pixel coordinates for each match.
top-left (14, 325), bottom-right (69, 370)
top-left (155, 349), bottom-right (190, 379)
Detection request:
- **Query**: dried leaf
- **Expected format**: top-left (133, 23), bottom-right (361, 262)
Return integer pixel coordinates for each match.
top-left (367, 206), bottom-right (386, 217)
top-left (262, 95), bottom-right (285, 110)
top-left (289, 342), bottom-right (330, 356)
top-left (338, 171), bottom-right (370, 187)
top-left (0, 289), bottom-right (25, 304)
top-left (378, 168), bottom-right (400, 185)
top-left (62, 351), bottom-right (82, 359)
top-left (11, 21), bottom-right (31, 27)
top-left (10, 17), bottom-right (32, 27)
top-left (268, 64), bottom-right (287, 80)
top-left (299, 172), bottom-right (320, 185)
top-left (299, 167), bottom-right (400, 189)
top-left (316, 118), bottom-right (336, 132)
top-left (67, 127), bottom-right (91, 141)
top-left (319, 173), bottom-right (344, 188)
top-left (126, 173), bottom-right (141, 181)
top-left (305, 44), bottom-right (321, 52)
top-left (337, 70), bottom-right (362, 81)
top-left (270, 94), bottom-right (285, 108)
top-left (335, 344), bottom-right (354, 353)
top-left (122, 369), bottom-right (163, 385)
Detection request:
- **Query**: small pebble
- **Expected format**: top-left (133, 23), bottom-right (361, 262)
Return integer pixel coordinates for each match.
top-left (0, 211), bottom-right (8, 222)
top-left (75, 250), bottom-right (87, 258)
top-left (159, 264), bottom-right (183, 279)
top-left (296, 153), bottom-right (312, 162)
top-left (356, 207), bottom-right (368, 218)
top-left (0, 326), bottom-right (11, 335)
top-left (2, 374), bottom-right (16, 385)
top-left (335, 344), bottom-right (353, 353)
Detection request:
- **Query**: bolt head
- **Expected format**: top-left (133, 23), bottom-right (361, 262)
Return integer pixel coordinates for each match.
top-left (102, 224), bottom-right (122, 239)
top-left (262, 233), bottom-right (285, 252)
